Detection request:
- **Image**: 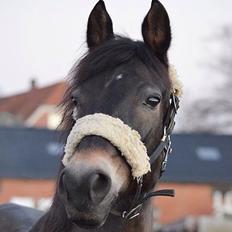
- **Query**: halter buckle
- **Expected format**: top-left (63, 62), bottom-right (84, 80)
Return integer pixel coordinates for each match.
top-left (122, 204), bottom-right (143, 220)
top-left (161, 136), bottom-right (172, 173)
top-left (161, 127), bottom-right (167, 142)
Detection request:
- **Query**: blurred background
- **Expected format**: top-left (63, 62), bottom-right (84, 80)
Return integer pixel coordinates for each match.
top-left (0, 0), bottom-right (232, 231)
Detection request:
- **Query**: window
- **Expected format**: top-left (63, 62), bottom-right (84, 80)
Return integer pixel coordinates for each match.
top-left (37, 198), bottom-right (52, 211)
top-left (196, 147), bottom-right (221, 161)
top-left (213, 190), bottom-right (232, 217)
top-left (48, 113), bottom-right (62, 129)
top-left (47, 142), bottom-right (63, 156)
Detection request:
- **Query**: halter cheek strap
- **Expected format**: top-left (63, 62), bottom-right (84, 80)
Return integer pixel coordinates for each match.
top-left (122, 93), bottom-right (179, 220)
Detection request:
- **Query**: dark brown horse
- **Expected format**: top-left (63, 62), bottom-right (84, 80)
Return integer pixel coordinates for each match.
top-left (0, 1), bottom-right (179, 231)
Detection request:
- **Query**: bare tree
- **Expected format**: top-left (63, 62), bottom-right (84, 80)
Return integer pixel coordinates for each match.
top-left (180, 25), bottom-right (232, 134)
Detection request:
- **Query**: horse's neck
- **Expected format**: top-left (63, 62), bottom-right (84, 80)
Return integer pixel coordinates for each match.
top-left (31, 198), bottom-right (153, 232)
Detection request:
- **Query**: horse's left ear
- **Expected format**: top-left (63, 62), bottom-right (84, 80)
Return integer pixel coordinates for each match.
top-left (87, 0), bottom-right (114, 49)
top-left (142, 0), bottom-right (171, 64)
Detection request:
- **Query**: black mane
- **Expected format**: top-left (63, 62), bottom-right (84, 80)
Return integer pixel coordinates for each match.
top-left (73, 36), bottom-right (170, 85)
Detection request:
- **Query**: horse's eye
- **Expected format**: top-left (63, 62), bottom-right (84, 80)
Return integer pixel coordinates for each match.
top-left (71, 96), bottom-right (78, 106)
top-left (145, 96), bottom-right (160, 108)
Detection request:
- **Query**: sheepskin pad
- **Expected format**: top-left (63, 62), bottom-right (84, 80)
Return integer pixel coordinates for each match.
top-left (63, 113), bottom-right (150, 178)
top-left (169, 65), bottom-right (183, 97)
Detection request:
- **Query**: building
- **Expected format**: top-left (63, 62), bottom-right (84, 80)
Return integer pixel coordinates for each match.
top-left (0, 127), bottom-right (231, 224)
top-left (0, 127), bottom-right (63, 210)
top-left (155, 134), bottom-right (232, 224)
top-left (0, 81), bottom-right (67, 129)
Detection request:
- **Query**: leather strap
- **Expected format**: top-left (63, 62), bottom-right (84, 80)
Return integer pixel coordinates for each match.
top-left (122, 93), bottom-right (180, 220)
top-left (122, 189), bottom-right (175, 220)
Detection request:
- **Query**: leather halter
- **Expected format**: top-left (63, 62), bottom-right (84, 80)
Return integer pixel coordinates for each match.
top-left (122, 93), bottom-right (180, 220)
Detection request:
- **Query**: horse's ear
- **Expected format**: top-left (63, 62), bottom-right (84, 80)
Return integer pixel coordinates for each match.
top-left (142, 0), bottom-right (171, 63)
top-left (87, 0), bottom-right (114, 49)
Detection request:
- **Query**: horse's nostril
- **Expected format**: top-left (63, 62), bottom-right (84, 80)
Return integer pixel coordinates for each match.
top-left (89, 172), bottom-right (111, 203)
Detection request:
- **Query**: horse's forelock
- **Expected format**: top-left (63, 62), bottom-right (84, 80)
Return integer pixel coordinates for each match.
top-left (59, 36), bottom-right (171, 135)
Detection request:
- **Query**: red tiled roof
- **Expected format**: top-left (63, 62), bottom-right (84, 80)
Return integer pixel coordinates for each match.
top-left (0, 81), bottom-right (67, 121)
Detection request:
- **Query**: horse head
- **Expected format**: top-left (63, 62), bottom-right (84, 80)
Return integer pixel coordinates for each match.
top-left (57, 0), bottom-right (178, 229)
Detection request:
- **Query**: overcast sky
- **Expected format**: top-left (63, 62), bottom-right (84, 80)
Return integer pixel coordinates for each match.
top-left (0, 0), bottom-right (232, 99)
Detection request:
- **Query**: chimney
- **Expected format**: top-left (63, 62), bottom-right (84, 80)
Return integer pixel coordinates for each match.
top-left (30, 78), bottom-right (37, 90)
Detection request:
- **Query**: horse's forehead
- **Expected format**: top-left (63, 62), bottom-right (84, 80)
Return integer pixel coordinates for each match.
top-left (101, 63), bottom-right (160, 87)
top-left (103, 73), bottom-right (125, 88)
top-left (77, 60), bottom-right (164, 96)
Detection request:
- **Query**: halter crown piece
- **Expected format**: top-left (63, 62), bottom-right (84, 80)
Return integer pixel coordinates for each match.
top-left (63, 65), bottom-right (182, 219)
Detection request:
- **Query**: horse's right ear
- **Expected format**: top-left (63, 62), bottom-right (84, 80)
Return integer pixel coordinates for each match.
top-left (87, 0), bottom-right (114, 49)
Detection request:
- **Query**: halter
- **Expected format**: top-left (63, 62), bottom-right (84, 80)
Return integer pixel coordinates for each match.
top-left (63, 66), bottom-right (181, 220)
top-left (122, 93), bottom-right (179, 220)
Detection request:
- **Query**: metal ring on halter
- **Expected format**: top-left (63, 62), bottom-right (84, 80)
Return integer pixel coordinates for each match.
top-left (122, 176), bottom-right (143, 220)
top-left (161, 126), bottom-right (167, 142)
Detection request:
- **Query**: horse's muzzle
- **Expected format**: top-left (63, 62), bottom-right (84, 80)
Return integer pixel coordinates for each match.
top-left (58, 136), bottom-right (131, 228)
top-left (59, 167), bottom-right (112, 206)
top-left (58, 165), bottom-right (115, 228)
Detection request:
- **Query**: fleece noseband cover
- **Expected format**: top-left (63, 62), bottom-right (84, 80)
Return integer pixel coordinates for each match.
top-left (63, 113), bottom-right (150, 178)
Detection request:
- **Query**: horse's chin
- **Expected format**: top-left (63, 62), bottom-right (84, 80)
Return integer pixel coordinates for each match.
top-left (72, 215), bottom-right (108, 229)
top-left (70, 212), bottom-right (109, 229)
top-left (65, 204), bottom-right (110, 229)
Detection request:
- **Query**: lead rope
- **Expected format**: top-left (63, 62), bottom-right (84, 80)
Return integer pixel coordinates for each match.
top-left (122, 93), bottom-right (179, 220)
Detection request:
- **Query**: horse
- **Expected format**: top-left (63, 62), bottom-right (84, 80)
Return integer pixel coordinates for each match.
top-left (0, 1), bottom-right (180, 231)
